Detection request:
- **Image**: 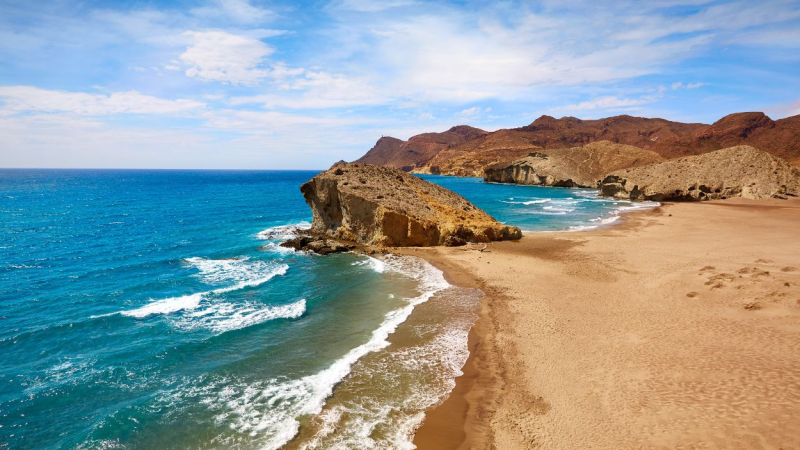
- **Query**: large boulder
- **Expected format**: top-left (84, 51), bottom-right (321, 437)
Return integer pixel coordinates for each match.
top-left (483, 141), bottom-right (665, 187)
top-left (599, 145), bottom-right (800, 201)
top-left (300, 164), bottom-right (521, 247)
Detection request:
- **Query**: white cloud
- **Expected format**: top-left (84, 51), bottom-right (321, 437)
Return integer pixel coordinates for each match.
top-left (180, 30), bottom-right (276, 85)
top-left (329, 0), bottom-right (417, 12)
top-left (164, 64), bottom-right (181, 71)
top-left (459, 106), bottom-right (491, 118)
top-left (0, 86), bottom-right (206, 115)
top-left (553, 95), bottom-right (656, 113)
top-left (672, 81), bottom-right (707, 89)
top-left (229, 70), bottom-right (386, 108)
top-left (191, 0), bottom-right (274, 24)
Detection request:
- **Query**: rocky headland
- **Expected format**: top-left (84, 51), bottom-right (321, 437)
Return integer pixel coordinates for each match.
top-left (599, 145), bottom-right (800, 201)
top-left (483, 141), bottom-right (664, 188)
top-left (299, 163), bottom-right (521, 248)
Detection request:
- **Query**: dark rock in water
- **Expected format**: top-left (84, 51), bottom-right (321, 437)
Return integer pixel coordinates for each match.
top-left (280, 235), bottom-right (355, 255)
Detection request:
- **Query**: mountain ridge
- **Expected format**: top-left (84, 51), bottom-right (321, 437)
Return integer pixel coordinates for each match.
top-left (352, 112), bottom-right (800, 174)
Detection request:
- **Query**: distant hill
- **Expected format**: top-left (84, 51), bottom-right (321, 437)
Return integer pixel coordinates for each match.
top-left (351, 112), bottom-right (800, 175)
top-left (353, 125), bottom-right (486, 170)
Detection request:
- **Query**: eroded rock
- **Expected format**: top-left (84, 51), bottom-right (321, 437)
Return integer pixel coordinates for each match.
top-left (300, 164), bottom-right (521, 247)
top-left (599, 145), bottom-right (800, 201)
top-left (483, 141), bottom-right (664, 187)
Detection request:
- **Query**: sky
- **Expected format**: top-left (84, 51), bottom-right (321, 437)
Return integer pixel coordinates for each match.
top-left (1, 0), bottom-right (799, 169)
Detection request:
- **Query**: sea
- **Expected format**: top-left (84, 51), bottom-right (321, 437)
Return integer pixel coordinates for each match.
top-left (0, 169), bottom-right (655, 449)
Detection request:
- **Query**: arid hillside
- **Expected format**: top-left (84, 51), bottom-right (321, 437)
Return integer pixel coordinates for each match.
top-left (352, 112), bottom-right (800, 174)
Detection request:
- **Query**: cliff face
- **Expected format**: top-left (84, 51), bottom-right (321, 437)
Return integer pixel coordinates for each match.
top-left (300, 164), bottom-right (521, 247)
top-left (352, 112), bottom-right (800, 177)
top-left (353, 125), bottom-right (486, 171)
top-left (483, 141), bottom-right (664, 188)
top-left (419, 129), bottom-right (542, 177)
top-left (599, 146), bottom-right (800, 201)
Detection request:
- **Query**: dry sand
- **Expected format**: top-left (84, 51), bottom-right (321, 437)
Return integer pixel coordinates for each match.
top-left (408, 198), bottom-right (800, 450)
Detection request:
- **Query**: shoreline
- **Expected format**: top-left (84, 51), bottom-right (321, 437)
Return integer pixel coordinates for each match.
top-left (407, 198), bottom-right (800, 449)
top-left (404, 207), bottom-right (654, 450)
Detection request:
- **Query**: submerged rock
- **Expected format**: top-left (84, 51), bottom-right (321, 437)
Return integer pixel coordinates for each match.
top-left (279, 236), bottom-right (355, 255)
top-left (599, 145), bottom-right (800, 201)
top-left (299, 164), bottom-right (521, 247)
top-left (483, 141), bottom-right (664, 188)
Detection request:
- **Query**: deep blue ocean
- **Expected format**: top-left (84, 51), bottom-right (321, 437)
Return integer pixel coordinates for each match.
top-left (0, 170), bottom-right (652, 449)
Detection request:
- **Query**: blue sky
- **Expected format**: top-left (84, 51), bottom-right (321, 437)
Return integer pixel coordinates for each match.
top-left (1, 0), bottom-right (799, 169)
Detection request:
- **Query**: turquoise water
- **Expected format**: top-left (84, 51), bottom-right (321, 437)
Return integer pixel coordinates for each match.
top-left (417, 174), bottom-right (656, 232)
top-left (0, 170), bottom-right (650, 449)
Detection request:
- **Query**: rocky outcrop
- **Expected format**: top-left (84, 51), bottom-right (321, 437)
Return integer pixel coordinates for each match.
top-left (300, 164), bottom-right (521, 247)
top-left (279, 236), bottom-right (355, 255)
top-left (353, 126), bottom-right (486, 170)
top-left (483, 141), bottom-right (664, 187)
top-left (599, 145), bottom-right (800, 201)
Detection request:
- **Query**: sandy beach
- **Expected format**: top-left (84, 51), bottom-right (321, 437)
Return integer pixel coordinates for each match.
top-left (410, 198), bottom-right (800, 450)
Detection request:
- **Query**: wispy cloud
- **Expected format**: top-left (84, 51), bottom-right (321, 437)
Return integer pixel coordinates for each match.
top-left (1, 0), bottom-right (799, 168)
top-left (0, 86), bottom-right (206, 115)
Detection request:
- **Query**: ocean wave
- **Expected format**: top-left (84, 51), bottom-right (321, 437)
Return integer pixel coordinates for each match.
top-left (113, 259), bottom-right (289, 323)
top-left (256, 222), bottom-right (311, 241)
top-left (501, 198), bottom-right (551, 205)
top-left (542, 205), bottom-right (576, 213)
top-left (161, 256), bottom-right (452, 450)
top-left (173, 299), bottom-right (306, 333)
top-left (121, 293), bottom-right (204, 318)
top-left (565, 200), bottom-right (659, 231)
top-left (351, 257), bottom-right (386, 273)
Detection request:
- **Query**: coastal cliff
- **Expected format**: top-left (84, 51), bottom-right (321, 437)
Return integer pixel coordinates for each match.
top-left (599, 145), bottom-right (800, 201)
top-left (483, 141), bottom-right (664, 187)
top-left (299, 164), bottom-right (521, 247)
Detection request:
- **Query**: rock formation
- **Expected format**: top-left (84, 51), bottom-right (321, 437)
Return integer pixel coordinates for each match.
top-left (599, 145), bottom-right (800, 201)
top-left (300, 164), bottom-right (521, 247)
top-left (279, 236), bottom-right (355, 255)
top-left (483, 141), bottom-right (664, 187)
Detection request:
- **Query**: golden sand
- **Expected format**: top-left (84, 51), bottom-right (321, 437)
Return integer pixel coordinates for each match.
top-left (409, 198), bottom-right (800, 449)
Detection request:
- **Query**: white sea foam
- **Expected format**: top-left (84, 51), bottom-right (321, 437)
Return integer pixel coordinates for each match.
top-left (121, 293), bottom-right (204, 318)
top-left (351, 257), bottom-right (386, 273)
top-left (501, 198), bottom-right (551, 205)
top-left (256, 222), bottom-right (311, 241)
top-left (158, 256), bottom-right (454, 450)
top-left (174, 299), bottom-right (306, 333)
top-left (565, 200), bottom-right (659, 231)
top-left (115, 258), bottom-right (289, 329)
top-left (296, 271), bottom-right (481, 450)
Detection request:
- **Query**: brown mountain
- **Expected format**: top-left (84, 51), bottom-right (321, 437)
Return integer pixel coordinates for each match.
top-left (352, 112), bottom-right (800, 175)
top-left (353, 125), bottom-right (486, 170)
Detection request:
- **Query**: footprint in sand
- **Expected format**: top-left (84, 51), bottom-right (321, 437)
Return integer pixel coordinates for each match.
top-left (755, 258), bottom-right (774, 264)
top-left (780, 266), bottom-right (798, 272)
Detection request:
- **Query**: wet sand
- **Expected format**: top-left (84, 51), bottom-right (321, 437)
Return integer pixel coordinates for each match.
top-left (409, 198), bottom-right (800, 449)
